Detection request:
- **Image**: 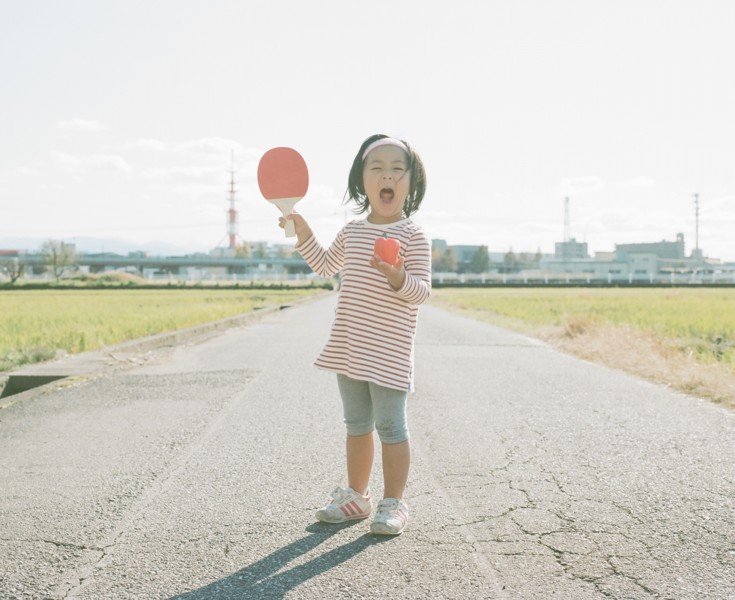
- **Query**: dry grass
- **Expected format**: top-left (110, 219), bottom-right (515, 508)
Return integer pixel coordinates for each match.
top-left (431, 288), bottom-right (735, 410)
top-left (542, 320), bottom-right (735, 409)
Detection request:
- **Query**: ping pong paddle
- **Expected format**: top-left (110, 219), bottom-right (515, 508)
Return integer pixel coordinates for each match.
top-left (257, 147), bottom-right (309, 238)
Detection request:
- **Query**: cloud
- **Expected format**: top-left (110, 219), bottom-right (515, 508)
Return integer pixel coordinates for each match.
top-left (56, 118), bottom-right (108, 132)
top-left (620, 176), bottom-right (656, 188)
top-left (124, 137), bottom-right (249, 160)
top-left (127, 138), bottom-right (171, 152)
top-left (171, 183), bottom-right (223, 197)
top-left (177, 137), bottom-right (245, 157)
top-left (558, 176), bottom-right (606, 196)
top-left (16, 166), bottom-right (41, 176)
top-left (142, 165), bottom-right (225, 182)
top-left (707, 194), bottom-right (735, 211)
top-left (0, 166), bottom-right (41, 181)
top-left (52, 152), bottom-right (132, 174)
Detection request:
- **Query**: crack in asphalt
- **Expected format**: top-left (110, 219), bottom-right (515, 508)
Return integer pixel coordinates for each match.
top-left (46, 372), bottom-right (256, 599)
top-left (0, 538), bottom-right (108, 554)
top-left (421, 427), bottom-right (723, 599)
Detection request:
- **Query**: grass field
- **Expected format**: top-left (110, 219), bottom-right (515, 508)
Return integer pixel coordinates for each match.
top-left (0, 288), bottom-right (325, 371)
top-left (431, 287), bottom-right (735, 406)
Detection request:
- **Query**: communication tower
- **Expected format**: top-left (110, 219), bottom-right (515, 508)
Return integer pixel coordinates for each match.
top-left (693, 193), bottom-right (700, 257)
top-left (227, 152), bottom-right (239, 250)
top-left (214, 151), bottom-right (244, 254)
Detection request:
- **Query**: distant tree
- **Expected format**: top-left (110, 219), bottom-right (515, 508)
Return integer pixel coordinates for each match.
top-left (41, 240), bottom-right (77, 282)
top-left (534, 248), bottom-right (543, 264)
top-left (253, 243), bottom-right (268, 259)
top-left (1, 257), bottom-right (24, 284)
top-left (433, 247), bottom-right (458, 272)
top-left (470, 246), bottom-right (490, 273)
top-left (503, 248), bottom-right (518, 273)
top-left (235, 242), bottom-right (251, 258)
top-left (444, 248), bottom-right (458, 272)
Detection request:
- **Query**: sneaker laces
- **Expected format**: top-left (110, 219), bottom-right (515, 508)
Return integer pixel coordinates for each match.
top-left (376, 498), bottom-right (399, 514)
top-left (329, 486), bottom-right (351, 504)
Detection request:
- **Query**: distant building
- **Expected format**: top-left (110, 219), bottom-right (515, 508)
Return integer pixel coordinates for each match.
top-left (541, 233), bottom-right (719, 278)
top-left (451, 245), bottom-right (483, 267)
top-left (615, 233), bottom-right (685, 260)
top-left (210, 247), bottom-right (236, 259)
top-left (555, 238), bottom-right (588, 259)
top-left (428, 234), bottom-right (724, 280)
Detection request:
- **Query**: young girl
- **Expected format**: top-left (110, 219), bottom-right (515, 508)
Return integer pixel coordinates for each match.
top-left (280, 134), bottom-right (431, 535)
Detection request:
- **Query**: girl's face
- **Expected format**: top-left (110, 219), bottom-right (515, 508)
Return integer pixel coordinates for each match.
top-left (362, 145), bottom-right (411, 224)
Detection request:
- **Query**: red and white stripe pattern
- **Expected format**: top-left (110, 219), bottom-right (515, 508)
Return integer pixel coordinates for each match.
top-left (370, 498), bottom-right (409, 535)
top-left (341, 499), bottom-right (370, 519)
top-left (388, 504), bottom-right (409, 529)
top-left (296, 218), bottom-right (431, 392)
top-left (315, 486), bottom-right (373, 523)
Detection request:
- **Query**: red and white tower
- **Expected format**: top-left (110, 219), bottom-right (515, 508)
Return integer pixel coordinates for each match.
top-left (226, 151), bottom-right (238, 250)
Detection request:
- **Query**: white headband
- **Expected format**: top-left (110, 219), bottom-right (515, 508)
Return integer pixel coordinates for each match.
top-left (362, 137), bottom-right (409, 160)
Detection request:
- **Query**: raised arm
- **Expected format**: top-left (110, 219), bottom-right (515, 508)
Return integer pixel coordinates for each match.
top-left (285, 214), bottom-right (345, 277)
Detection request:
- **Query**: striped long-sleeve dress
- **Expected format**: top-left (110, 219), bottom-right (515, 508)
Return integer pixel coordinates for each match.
top-left (296, 218), bottom-right (432, 392)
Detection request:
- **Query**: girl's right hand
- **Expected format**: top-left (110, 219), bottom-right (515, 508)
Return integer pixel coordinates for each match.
top-left (279, 211), bottom-right (312, 244)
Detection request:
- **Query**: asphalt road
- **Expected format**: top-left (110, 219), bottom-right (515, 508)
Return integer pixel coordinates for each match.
top-left (1, 294), bottom-right (733, 599)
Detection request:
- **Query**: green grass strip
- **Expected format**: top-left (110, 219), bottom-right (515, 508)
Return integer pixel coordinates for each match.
top-left (0, 288), bottom-right (324, 371)
top-left (432, 288), bottom-right (735, 369)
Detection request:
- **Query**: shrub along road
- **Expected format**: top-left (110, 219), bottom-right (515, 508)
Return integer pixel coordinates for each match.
top-left (0, 295), bottom-right (733, 598)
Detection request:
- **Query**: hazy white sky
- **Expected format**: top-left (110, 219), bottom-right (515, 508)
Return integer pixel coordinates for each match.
top-left (1, 0), bottom-right (734, 260)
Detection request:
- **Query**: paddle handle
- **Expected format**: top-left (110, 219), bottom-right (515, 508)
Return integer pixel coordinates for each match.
top-left (271, 197), bottom-right (300, 239)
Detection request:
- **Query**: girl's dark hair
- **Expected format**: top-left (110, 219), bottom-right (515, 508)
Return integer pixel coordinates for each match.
top-left (344, 133), bottom-right (427, 217)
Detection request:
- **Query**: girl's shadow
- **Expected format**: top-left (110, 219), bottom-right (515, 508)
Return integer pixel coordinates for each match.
top-left (168, 521), bottom-right (392, 599)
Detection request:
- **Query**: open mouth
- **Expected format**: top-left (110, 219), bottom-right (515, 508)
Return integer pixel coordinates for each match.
top-left (379, 188), bottom-right (394, 202)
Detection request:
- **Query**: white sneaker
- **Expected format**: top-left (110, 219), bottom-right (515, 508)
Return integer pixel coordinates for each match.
top-left (370, 498), bottom-right (409, 535)
top-left (315, 486), bottom-right (372, 523)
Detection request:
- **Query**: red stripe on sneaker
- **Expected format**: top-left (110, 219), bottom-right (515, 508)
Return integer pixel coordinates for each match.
top-left (345, 502), bottom-right (357, 516)
top-left (349, 500), bottom-right (363, 515)
top-left (341, 506), bottom-right (351, 517)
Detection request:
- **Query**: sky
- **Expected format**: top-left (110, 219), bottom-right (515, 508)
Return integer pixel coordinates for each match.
top-left (1, 0), bottom-right (734, 260)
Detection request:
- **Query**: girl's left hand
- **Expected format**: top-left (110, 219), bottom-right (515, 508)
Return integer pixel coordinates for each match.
top-left (370, 255), bottom-right (406, 290)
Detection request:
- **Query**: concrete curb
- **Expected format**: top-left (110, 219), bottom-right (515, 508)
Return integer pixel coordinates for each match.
top-left (0, 291), bottom-right (330, 409)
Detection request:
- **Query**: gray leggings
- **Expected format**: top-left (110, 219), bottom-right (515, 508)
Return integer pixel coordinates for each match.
top-left (336, 374), bottom-right (409, 444)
